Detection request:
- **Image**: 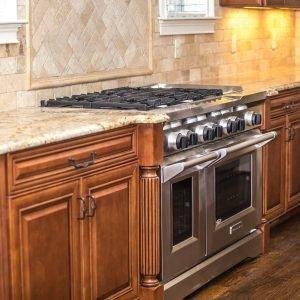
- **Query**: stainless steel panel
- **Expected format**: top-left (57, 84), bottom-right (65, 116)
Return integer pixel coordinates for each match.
top-left (164, 230), bottom-right (262, 300)
top-left (204, 146), bottom-right (262, 255)
top-left (161, 170), bottom-right (207, 282)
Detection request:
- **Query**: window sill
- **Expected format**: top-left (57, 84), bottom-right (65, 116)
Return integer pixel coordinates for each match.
top-left (158, 17), bottom-right (220, 36)
top-left (0, 20), bottom-right (27, 44)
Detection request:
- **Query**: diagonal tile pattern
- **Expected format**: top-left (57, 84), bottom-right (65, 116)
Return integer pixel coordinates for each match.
top-left (29, 0), bottom-right (151, 81)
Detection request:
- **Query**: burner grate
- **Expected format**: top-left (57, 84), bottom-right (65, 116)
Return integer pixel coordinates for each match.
top-left (41, 87), bottom-right (223, 111)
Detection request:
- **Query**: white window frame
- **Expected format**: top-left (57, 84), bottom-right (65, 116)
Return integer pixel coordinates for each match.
top-left (158, 0), bottom-right (220, 35)
top-left (0, 0), bottom-right (27, 44)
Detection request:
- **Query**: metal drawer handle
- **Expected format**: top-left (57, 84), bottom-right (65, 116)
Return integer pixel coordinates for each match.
top-left (69, 152), bottom-right (97, 169)
top-left (283, 104), bottom-right (292, 111)
top-left (86, 194), bottom-right (97, 218)
top-left (224, 131), bottom-right (277, 153)
top-left (161, 131), bottom-right (277, 183)
top-left (161, 151), bottom-right (220, 183)
top-left (78, 197), bottom-right (87, 220)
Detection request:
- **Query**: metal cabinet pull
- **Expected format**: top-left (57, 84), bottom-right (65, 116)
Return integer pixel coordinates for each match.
top-left (69, 152), bottom-right (97, 169)
top-left (86, 194), bottom-right (97, 218)
top-left (283, 103), bottom-right (292, 111)
top-left (78, 197), bottom-right (87, 220)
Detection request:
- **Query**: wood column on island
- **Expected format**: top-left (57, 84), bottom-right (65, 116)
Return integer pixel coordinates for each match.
top-left (138, 123), bottom-right (164, 299)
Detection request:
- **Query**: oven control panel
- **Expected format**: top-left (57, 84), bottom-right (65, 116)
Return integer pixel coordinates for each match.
top-left (163, 104), bottom-right (263, 155)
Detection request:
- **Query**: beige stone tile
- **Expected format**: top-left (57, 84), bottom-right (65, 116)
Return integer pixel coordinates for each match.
top-left (0, 92), bottom-right (18, 111)
top-left (17, 91), bottom-right (37, 108)
top-left (0, 57), bottom-right (18, 75)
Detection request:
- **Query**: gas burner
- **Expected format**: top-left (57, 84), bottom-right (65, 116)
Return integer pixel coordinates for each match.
top-left (41, 87), bottom-right (223, 111)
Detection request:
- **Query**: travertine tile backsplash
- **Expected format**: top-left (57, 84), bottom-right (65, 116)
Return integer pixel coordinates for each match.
top-left (0, 0), bottom-right (298, 111)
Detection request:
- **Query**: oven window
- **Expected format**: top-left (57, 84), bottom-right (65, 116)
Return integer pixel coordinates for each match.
top-left (172, 177), bottom-right (193, 245)
top-left (215, 155), bottom-right (252, 222)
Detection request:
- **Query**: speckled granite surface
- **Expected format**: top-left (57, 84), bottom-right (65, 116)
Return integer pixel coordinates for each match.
top-left (0, 107), bottom-right (169, 155)
top-left (191, 66), bottom-right (300, 97)
top-left (1, 66), bottom-right (300, 155)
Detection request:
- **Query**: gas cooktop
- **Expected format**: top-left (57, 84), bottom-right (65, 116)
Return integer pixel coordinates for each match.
top-left (41, 86), bottom-right (223, 111)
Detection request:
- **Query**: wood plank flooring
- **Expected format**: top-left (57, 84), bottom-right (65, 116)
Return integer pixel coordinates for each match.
top-left (188, 213), bottom-right (300, 300)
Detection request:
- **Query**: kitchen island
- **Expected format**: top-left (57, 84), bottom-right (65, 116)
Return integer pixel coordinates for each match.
top-left (0, 66), bottom-right (300, 300)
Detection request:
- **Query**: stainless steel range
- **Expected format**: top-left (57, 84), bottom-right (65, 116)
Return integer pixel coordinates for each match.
top-left (158, 85), bottom-right (276, 299)
top-left (41, 84), bottom-right (277, 299)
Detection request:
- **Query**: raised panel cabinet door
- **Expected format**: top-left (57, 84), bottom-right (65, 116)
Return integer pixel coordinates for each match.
top-left (83, 163), bottom-right (139, 300)
top-left (287, 113), bottom-right (300, 209)
top-left (265, 0), bottom-right (285, 6)
top-left (284, 0), bottom-right (300, 7)
top-left (8, 181), bottom-right (83, 300)
top-left (263, 117), bottom-right (287, 221)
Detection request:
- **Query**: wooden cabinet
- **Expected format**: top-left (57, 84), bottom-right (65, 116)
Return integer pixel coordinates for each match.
top-left (83, 164), bottom-right (138, 300)
top-left (263, 89), bottom-right (300, 222)
top-left (220, 0), bottom-right (264, 7)
top-left (220, 0), bottom-right (298, 8)
top-left (9, 181), bottom-right (83, 300)
top-left (0, 126), bottom-right (142, 300)
top-left (286, 112), bottom-right (300, 209)
top-left (263, 117), bottom-right (286, 220)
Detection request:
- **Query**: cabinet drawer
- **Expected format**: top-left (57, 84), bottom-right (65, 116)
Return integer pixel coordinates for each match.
top-left (8, 126), bottom-right (137, 193)
top-left (270, 96), bottom-right (292, 118)
top-left (270, 92), bottom-right (300, 118)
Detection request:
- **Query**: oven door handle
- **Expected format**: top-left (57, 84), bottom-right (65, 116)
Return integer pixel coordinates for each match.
top-left (221, 131), bottom-right (277, 155)
top-left (161, 151), bottom-right (220, 183)
top-left (161, 131), bottom-right (277, 183)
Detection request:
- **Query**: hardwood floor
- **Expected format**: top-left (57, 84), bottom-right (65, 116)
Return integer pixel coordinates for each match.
top-left (188, 214), bottom-right (300, 300)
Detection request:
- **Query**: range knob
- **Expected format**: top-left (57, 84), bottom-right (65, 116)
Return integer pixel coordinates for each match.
top-left (219, 118), bottom-right (234, 135)
top-left (252, 113), bottom-right (262, 125)
top-left (244, 111), bottom-right (262, 126)
top-left (180, 129), bottom-right (198, 146)
top-left (193, 125), bottom-right (216, 142)
top-left (165, 132), bottom-right (188, 151)
top-left (206, 122), bottom-right (223, 138)
top-left (229, 116), bottom-right (246, 132)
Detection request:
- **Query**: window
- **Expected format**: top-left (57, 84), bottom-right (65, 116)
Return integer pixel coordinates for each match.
top-left (159, 0), bottom-right (219, 35)
top-left (163, 0), bottom-right (214, 18)
top-left (0, 0), bottom-right (17, 20)
top-left (0, 0), bottom-right (26, 44)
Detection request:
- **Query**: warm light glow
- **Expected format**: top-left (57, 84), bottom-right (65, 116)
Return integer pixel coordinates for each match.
top-left (224, 8), bottom-right (294, 51)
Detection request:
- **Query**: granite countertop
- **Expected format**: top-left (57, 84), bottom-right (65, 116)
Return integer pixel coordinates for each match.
top-left (0, 107), bottom-right (169, 155)
top-left (1, 66), bottom-right (300, 155)
top-left (190, 66), bottom-right (300, 97)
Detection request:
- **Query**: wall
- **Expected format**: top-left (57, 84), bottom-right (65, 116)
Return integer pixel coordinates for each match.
top-left (296, 12), bottom-right (300, 65)
top-left (0, 0), bottom-right (296, 111)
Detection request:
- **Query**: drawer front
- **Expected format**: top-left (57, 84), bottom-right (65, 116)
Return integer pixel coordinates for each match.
top-left (270, 91), bottom-right (300, 118)
top-left (270, 95), bottom-right (292, 118)
top-left (8, 126), bottom-right (137, 193)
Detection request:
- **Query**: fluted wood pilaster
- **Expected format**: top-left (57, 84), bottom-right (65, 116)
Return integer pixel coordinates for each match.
top-left (140, 166), bottom-right (160, 287)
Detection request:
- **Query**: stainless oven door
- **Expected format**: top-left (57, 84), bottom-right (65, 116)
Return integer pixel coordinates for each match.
top-left (161, 151), bottom-right (221, 282)
top-left (204, 132), bottom-right (276, 255)
top-left (161, 167), bottom-right (205, 282)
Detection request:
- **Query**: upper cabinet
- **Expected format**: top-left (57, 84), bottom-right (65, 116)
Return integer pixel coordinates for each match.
top-left (220, 0), bottom-right (299, 8)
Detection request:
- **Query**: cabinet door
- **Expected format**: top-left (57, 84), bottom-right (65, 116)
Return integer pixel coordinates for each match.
top-left (287, 112), bottom-right (300, 209)
top-left (83, 163), bottom-right (139, 300)
top-left (220, 0), bottom-right (263, 7)
top-left (284, 0), bottom-right (300, 7)
top-left (263, 117), bottom-right (287, 221)
top-left (265, 0), bottom-right (285, 6)
top-left (9, 181), bottom-right (83, 300)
